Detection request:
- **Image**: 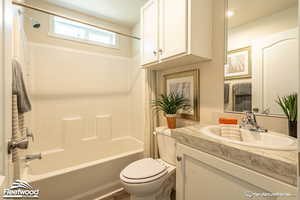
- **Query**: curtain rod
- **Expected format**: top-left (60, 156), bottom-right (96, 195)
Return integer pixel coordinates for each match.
top-left (12, 1), bottom-right (141, 40)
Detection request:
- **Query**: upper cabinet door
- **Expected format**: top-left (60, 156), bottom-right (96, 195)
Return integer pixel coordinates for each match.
top-left (141, 0), bottom-right (159, 65)
top-left (159, 0), bottom-right (187, 60)
top-left (140, 0), bottom-right (211, 69)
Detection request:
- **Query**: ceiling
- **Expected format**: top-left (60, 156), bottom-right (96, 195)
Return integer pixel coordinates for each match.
top-left (228, 0), bottom-right (298, 28)
top-left (44, 0), bottom-right (148, 27)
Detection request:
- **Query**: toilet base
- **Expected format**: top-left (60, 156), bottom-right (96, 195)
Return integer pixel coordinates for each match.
top-left (130, 173), bottom-right (175, 200)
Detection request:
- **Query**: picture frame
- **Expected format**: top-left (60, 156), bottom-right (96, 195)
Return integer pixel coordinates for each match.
top-left (163, 69), bottom-right (200, 121)
top-left (225, 46), bottom-right (252, 80)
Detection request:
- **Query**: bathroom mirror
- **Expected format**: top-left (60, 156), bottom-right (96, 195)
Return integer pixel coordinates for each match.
top-left (224, 0), bottom-right (298, 116)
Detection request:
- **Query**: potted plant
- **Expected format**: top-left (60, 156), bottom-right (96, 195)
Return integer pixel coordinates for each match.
top-left (152, 92), bottom-right (190, 129)
top-left (276, 94), bottom-right (297, 138)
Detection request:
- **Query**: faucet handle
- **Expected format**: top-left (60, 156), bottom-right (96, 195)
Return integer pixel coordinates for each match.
top-left (241, 116), bottom-right (247, 124)
top-left (243, 111), bottom-right (257, 126)
top-left (8, 138), bottom-right (29, 154)
top-left (26, 128), bottom-right (34, 142)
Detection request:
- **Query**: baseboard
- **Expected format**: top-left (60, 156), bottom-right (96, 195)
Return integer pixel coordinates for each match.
top-left (66, 180), bottom-right (123, 200)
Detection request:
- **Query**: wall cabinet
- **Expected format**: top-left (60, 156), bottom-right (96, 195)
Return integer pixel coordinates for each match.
top-left (141, 0), bottom-right (212, 69)
top-left (176, 143), bottom-right (296, 200)
top-left (141, 0), bottom-right (158, 65)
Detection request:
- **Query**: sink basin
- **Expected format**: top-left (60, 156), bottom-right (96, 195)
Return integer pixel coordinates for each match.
top-left (200, 125), bottom-right (297, 151)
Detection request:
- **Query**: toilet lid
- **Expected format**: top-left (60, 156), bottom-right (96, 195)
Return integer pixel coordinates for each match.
top-left (121, 158), bottom-right (167, 180)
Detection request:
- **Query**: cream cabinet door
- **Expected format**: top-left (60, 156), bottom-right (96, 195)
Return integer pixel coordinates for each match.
top-left (176, 144), bottom-right (295, 200)
top-left (141, 0), bottom-right (159, 65)
top-left (159, 0), bottom-right (187, 60)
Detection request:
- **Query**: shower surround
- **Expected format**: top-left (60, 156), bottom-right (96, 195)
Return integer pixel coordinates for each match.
top-left (21, 40), bottom-right (144, 199)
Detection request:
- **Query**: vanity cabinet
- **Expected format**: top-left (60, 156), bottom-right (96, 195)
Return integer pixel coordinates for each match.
top-left (141, 0), bottom-right (212, 69)
top-left (176, 143), bottom-right (296, 200)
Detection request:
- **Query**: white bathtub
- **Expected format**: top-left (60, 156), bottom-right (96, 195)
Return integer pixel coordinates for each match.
top-left (22, 137), bottom-right (144, 200)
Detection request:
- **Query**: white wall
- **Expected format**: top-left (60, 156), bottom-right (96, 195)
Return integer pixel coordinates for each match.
top-left (228, 6), bottom-right (298, 50)
top-left (28, 43), bottom-right (133, 153)
top-left (21, 1), bottom-right (145, 154)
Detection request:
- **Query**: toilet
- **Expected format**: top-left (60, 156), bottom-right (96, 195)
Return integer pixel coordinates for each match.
top-left (120, 130), bottom-right (176, 200)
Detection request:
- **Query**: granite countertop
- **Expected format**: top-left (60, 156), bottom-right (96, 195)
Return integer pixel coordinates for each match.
top-left (156, 124), bottom-right (297, 186)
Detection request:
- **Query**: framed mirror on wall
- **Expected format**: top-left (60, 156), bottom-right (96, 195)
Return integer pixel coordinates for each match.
top-left (224, 0), bottom-right (299, 116)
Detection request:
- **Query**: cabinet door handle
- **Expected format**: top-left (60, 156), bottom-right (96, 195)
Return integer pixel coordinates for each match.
top-left (177, 156), bottom-right (182, 162)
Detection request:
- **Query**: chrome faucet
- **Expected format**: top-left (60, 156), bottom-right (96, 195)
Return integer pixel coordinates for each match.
top-left (241, 111), bottom-right (268, 133)
top-left (25, 153), bottom-right (42, 162)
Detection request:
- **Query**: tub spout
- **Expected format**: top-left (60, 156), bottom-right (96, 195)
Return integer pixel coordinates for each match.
top-left (25, 153), bottom-right (42, 162)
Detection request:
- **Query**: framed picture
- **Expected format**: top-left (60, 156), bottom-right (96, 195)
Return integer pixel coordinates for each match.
top-left (225, 46), bottom-right (252, 80)
top-left (163, 69), bottom-right (200, 121)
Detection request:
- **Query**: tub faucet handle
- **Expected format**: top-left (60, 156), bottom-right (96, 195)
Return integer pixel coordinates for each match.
top-left (8, 138), bottom-right (29, 154)
top-left (26, 128), bottom-right (34, 142)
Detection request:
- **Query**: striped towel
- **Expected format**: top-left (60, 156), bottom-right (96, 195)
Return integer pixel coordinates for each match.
top-left (18, 112), bottom-right (25, 137)
top-left (12, 95), bottom-right (25, 179)
top-left (220, 124), bottom-right (242, 141)
top-left (12, 95), bottom-right (21, 162)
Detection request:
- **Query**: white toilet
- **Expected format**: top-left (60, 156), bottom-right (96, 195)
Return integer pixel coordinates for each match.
top-left (120, 131), bottom-right (176, 200)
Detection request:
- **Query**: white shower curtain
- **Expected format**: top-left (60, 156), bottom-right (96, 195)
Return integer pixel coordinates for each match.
top-left (13, 7), bottom-right (30, 84)
top-left (12, 7), bottom-right (31, 179)
top-left (13, 7), bottom-right (32, 132)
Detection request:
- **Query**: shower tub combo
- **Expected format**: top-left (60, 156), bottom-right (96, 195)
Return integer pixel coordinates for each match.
top-left (22, 137), bottom-right (143, 200)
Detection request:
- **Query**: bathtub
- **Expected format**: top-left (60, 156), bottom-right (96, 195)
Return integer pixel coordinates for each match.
top-left (22, 137), bottom-right (144, 200)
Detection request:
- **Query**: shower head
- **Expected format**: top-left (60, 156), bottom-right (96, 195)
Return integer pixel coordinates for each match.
top-left (17, 9), bottom-right (41, 29)
top-left (31, 18), bottom-right (41, 29)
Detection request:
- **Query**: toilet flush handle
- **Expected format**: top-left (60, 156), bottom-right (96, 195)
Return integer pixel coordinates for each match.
top-left (176, 156), bottom-right (182, 162)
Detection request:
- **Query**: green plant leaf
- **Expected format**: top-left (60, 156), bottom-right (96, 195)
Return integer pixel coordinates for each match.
top-left (276, 93), bottom-right (297, 121)
top-left (152, 92), bottom-right (190, 115)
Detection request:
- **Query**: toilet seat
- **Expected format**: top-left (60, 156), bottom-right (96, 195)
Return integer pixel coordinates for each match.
top-left (120, 158), bottom-right (168, 184)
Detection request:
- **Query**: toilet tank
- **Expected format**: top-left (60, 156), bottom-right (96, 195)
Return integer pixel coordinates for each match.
top-left (157, 132), bottom-right (176, 165)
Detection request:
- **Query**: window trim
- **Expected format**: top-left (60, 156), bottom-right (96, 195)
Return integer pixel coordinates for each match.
top-left (48, 16), bottom-right (120, 49)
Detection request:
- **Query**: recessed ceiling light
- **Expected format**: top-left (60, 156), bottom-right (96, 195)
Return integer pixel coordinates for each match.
top-left (227, 10), bottom-right (235, 17)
